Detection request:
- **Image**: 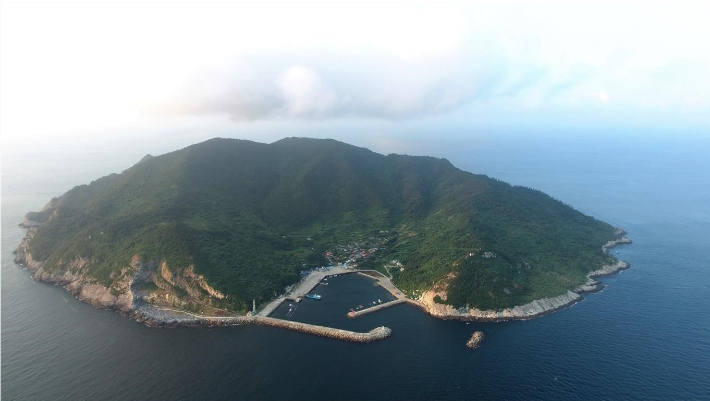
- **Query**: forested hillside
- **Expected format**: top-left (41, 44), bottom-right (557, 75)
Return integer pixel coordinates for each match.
top-left (24, 138), bottom-right (621, 311)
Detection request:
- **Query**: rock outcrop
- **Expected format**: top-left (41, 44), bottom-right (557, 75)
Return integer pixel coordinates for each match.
top-left (14, 228), bottom-right (136, 313)
top-left (467, 331), bottom-right (484, 349)
top-left (602, 236), bottom-right (633, 253)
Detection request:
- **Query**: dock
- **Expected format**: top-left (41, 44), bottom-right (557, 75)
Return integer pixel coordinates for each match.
top-left (347, 298), bottom-right (408, 318)
top-left (257, 266), bottom-right (356, 317)
top-left (343, 270), bottom-right (414, 319)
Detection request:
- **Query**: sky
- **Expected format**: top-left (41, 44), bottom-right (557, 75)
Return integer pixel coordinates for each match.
top-left (1, 1), bottom-right (709, 154)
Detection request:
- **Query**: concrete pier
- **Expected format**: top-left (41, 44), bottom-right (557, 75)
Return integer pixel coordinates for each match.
top-left (347, 298), bottom-right (407, 318)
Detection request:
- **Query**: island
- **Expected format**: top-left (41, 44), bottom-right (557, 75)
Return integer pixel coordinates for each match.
top-left (14, 137), bottom-right (631, 337)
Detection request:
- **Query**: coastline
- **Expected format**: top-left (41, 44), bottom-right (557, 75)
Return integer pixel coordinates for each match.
top-left (13, 228), bottom-right (391, 342)
top-left (410, 236), bottom-right (633, 322)
top-left (14, 223), bottom-right (632, 330)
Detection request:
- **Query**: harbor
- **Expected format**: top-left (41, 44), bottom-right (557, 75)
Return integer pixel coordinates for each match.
top-left (258, 267), bottom-right (412, 322)
top-left (257, 266), bottom-right (356, 317)
top-left (186, 266), bottom-right (407, 342)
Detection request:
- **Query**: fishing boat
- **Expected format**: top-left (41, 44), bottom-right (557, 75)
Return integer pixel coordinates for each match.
top-left (306, 294), bottom-right (322, 300)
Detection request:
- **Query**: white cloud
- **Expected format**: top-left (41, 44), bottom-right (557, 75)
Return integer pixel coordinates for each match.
top-left (598, 92), bottom-right (611, 104)
top-left (2, 1), bottom-right (709, 143)
top-left (278, 66), bottom-right (336, 118)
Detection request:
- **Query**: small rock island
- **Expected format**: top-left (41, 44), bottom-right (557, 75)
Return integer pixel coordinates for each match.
top-left (467, 331), bottom-right (485, 349)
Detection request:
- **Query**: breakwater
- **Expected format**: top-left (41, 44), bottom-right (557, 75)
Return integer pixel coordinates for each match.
top-left (137, 306), bottom-right (392, 343)
top-left (253, 317), bottom-right (392, 343)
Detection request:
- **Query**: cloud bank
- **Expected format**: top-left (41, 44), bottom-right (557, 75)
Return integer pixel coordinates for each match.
top-left (143, 2), bottom-right (710, 124)
top-left (157, 54), bottom-right (483, 121)
top-left (3, 1), bottom-right (709, 142)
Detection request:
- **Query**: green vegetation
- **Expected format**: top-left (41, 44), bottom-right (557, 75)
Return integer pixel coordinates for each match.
top-left (25, 137), bottom-right (621, 311)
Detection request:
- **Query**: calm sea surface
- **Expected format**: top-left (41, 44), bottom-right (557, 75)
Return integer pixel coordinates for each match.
top-left (2, 134), bottom-right (709, 400)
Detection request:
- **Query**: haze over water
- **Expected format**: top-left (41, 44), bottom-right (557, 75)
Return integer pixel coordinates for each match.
top-left (2, 133), bottom-right (709, 400)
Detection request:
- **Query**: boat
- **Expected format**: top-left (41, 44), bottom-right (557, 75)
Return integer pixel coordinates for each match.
top-left (306, 294), bottom-right (322, 300)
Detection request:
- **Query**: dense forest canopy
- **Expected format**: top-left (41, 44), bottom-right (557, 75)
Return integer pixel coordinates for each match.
top-left (26, 137), bottom-right (620, 311)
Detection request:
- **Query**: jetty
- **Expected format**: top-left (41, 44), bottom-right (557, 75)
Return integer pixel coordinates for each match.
top-left (343, 270), bottom-right (411, 319)
top-left (140, 306), bottom-right (391, 343)
top-left (252, 317), bottom-right (391, 343)
top-left (348, 298), bottom-right (407, 318)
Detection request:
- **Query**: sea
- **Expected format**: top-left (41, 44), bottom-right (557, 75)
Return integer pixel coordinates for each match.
top-left (2, 132), bottom-right (709, 400)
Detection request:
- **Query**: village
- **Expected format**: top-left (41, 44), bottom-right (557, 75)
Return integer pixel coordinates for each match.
top-left (301, 231), bottom-right (395, 276)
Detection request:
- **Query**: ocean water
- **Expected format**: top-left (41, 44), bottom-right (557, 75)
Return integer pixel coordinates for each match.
top-left (2, 134), bottom-right (709, 400)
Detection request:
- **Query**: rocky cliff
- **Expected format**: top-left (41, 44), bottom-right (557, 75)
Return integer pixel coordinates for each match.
top-left (14, 225), bottom-right (230, 320)
top-left (14, 228), bottom-right (135, 312)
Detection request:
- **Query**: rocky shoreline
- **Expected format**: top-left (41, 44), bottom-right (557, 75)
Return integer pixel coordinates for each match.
top-left (413, 235), bottom-right (633, 322)
top-left (14, 222), bottom-right (632, 331)
top-left (13, 227), bottom-right (391, 343)
top-left (13, 228), bottom-right (135, 312)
